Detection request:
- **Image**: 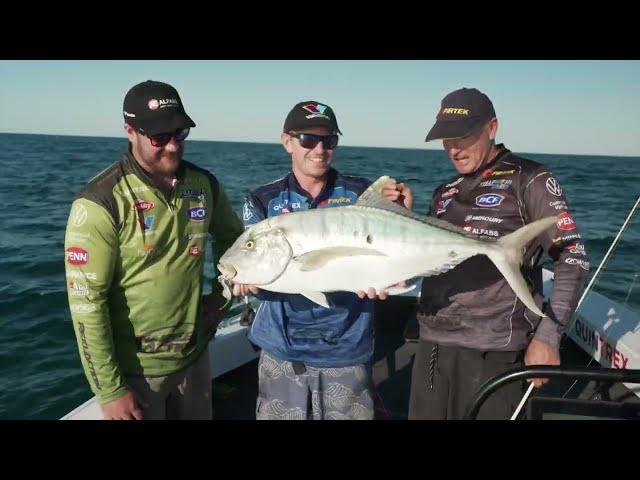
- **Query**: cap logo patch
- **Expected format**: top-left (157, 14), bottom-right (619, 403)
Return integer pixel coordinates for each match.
top-left (148, 99), bottom-right (160, 110)
top-left (302, 103), bottom-right (327, 114)
top-left (440, 107), bottom-right (469, 115)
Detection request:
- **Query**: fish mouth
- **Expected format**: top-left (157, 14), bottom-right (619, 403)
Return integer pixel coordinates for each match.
top-left (217, 262), bottom-right (237, 280)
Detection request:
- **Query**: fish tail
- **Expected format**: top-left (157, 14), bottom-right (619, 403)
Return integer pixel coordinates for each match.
top-left (483, 216), bottom-right (558, 317)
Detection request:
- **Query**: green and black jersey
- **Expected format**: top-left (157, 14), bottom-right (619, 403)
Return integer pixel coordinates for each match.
top-left (64, 151), bottom-right (244, 403)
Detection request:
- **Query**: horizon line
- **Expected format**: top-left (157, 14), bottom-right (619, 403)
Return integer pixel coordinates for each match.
top-left (1, 131), bottom-right (638, 159)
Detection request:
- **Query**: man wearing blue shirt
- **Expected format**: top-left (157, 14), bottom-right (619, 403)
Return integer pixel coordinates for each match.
top-left (234, 100), bottom-right (412, 420)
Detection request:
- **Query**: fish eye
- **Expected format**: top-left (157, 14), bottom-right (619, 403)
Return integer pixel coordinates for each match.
top-left (245, 240), bottom-right (254, 249)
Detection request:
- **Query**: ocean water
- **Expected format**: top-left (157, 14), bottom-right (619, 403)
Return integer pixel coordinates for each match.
top-left (0, 133), bottom-right (638, 419)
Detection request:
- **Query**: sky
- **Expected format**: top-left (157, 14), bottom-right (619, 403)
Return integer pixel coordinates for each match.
top-left (1, 60), bottom-right (639, 156)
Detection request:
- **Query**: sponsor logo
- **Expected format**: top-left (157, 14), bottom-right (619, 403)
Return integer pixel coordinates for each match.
top-left (122, 186), bottom-right (150, 196)
top-left (78, 322), bottom-right (100, 388)
top-left (66, 247), bottom-right (89, 265)
top-left (436, 199), bottom-right (452, 215)
top-left (492, 169), bottom-right (515, 176)
top-left (68, 281), bottom-right (89, 297)
top-left (565, 258), bottom-right (590, 270)
top-left (464, 215), bottom-right (504, 224)
top-left (67, 231), bottom-right (90, 242)
top-left (557, 212), bottom-right (576, 231)
top-left (281, 208), bottom-right (291, 214)
top-left (138, 215), bottom-right (155, 231)
top-left (441, 188), bottom-right (459, 198)
top-left (67, 270), bottom-right (97, 281)
top-left (479, 179), bottom-right (512, 190)
top-left (440, 107), bottom-right (469, 115)
top-left (302, 103), bottom-right (330, 120)
top-left (70, 304), bottom-right (96, 314)
top-left (188, 232), bottom-right (208, 241)
top-left (567, 243), bottom-right (586, 255)
top-left (546, 177), bottom-right (563, 196)
top-left (483, 169), bottom-right (515, 178)
top-left (133, 200), bottom-right (154, 212)
top-left (445, 177), bottom-right (463, 188)
top-left (560, 233), bottom-right (581, 242)
top-left (189, 245), bottom-right (201, 257)
top-left (327, 197), bottom-right (352, 204)
top-left (148, 98), bottom-right (178, 110)
top-left (273, 202), bottom-right (301, 211)
top-left (549, 200), bottom-right (568, 210)
top-left (188, 207), bottom-right (207, 221)
top-left (181, 189), bottom-right (204, 200)
top-left (71, 204), bottom-right (88, 227)
top-left (243, 202), bottom-right (254, 222)
top-left (302, 103), bottom-right (328, 114)
top-left (464, 225), bottom-right (499, 237)
top-left (475, 193), bottom-right (505, 208)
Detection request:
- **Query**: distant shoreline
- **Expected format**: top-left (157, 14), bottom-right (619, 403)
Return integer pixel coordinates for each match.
top-left (0, 131), bottom-right (638, 159)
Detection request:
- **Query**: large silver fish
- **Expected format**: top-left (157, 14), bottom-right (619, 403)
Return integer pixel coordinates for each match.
top-left (218, 176), bottom-right (558, 317)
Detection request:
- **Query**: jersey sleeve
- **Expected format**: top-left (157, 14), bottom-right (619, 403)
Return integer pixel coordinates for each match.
top-left (64, 198), bottom-right (128, 404)
top-left (522, 169), bottom-right (590, 348)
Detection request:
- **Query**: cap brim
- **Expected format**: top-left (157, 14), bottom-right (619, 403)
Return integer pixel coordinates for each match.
top-left (424, 117), bottom-right (484, 142)
top-left (142, 112), bottom-right (196, 136)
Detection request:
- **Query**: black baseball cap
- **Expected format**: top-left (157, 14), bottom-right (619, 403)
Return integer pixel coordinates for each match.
top-left (283, 101), bottom-right (342, 135)
top-left (425, 88), bottom-right (496, 142)
top-left (123, 80), bottom-right (196, 136)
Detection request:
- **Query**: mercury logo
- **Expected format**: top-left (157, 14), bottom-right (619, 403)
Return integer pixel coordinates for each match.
top-left (66, 247), bottom-right (89, 265)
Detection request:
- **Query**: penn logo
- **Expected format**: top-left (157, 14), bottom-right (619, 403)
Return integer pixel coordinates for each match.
top-left (66, 247), bottom-right (89, 265)
top-left (557, 212), bottom-right (576, 231)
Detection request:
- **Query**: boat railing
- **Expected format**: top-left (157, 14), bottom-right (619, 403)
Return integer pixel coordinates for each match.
top-left (463, 365), bottom-right (640, 420)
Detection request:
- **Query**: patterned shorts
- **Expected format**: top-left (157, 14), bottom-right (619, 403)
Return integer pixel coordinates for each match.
top-left (256, 351), bottom-right (375, 420)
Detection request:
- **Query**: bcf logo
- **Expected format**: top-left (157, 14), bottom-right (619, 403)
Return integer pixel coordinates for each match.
top-left (475, 193), bottom-right (504, 207)
top-left (188, 207), bottom-right (207, 221)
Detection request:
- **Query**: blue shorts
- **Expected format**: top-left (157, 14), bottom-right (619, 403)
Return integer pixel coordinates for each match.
top-left (256, 351), bottom-right (374, 420)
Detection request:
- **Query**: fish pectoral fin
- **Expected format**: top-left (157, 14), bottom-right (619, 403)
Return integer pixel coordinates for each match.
top-left (300, 291), bottom-right (332, 308)
top-left (293, 247), bottom-right (387, 272)
top-left (384, 283), bottom-right (417, 296)
top-left (218, 275), bottom-right (233, 300)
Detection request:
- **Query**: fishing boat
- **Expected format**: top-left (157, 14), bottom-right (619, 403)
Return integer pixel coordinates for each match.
top-left (61, 197), bottom-right (640, 420)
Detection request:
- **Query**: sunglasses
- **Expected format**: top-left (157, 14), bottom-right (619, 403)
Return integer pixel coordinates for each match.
top-left (138, 127), bottom-right (190, 148)
top-left (289, 132), bottom-right (339, 150)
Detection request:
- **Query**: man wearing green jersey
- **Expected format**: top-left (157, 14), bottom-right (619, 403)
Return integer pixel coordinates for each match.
top-left (64, 80), bottom-right (244, 420)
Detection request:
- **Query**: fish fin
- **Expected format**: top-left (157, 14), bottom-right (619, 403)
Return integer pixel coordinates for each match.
top-left (293, 247), bottom-right (387, 272)
top-left (218, 275), bottom-right (233, 301)
top-left (384, 283), bottom-right (417, 296)
top-left (484, 215), bottom-right (560, 318)
top-left (356, 178), bottom-right (474, 237)
top-left (300, 291), bottom-right (332, 308)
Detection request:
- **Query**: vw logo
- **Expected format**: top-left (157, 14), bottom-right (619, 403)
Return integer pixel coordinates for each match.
top-left (72, 204), bottom-right (88, 227)
top-left (546, 177), bottom-right (563, 197)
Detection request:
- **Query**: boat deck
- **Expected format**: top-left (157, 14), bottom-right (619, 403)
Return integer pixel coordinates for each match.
top-left (211, 296), bottom-right (638, 420)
